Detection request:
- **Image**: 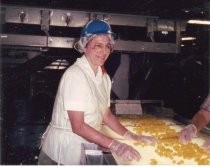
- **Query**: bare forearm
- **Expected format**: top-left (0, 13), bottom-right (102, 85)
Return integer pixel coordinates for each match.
top-left (192, 109), bottom-right (210, 132)
top-left (74, 122), bottom-right (113, 148)
top-left (103, 108), bottom-right (128, 136)
top-left (68, 110), bottom-right (113, 148)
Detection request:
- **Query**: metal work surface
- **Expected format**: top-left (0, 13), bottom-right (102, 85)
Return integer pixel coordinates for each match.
top-left (80, 143), bottom-right (117, 165)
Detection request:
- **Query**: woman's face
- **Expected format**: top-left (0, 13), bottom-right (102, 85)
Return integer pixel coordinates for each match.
top-left (84, 35), bottom-right (113, 72)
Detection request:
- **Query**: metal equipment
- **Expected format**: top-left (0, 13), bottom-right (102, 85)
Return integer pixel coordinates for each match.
top-left (1, 5), bottom-right (186, 53)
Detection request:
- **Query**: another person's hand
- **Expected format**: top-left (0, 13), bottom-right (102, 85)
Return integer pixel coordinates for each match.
top-left (203, 139), bottom-right (210, 153)
top-left (179, 124), bottom-right (197, 144)
top-left (124, 131), bottom-right (157, 145)
top-left (109, 140), bottom-right (141, 161)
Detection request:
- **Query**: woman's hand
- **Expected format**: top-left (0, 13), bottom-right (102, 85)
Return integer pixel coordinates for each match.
top-left (179, 124), bottom-right (197, 144)
top-left (109, 140), bottom-right (141, 161)
top-left (124, 131), bottom-right (157, 145)
top-left (136, 135), bottom-right (158, 145)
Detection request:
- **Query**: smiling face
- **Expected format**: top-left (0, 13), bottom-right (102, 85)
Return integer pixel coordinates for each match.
top-left (84, 34), bottom-right (113, 73)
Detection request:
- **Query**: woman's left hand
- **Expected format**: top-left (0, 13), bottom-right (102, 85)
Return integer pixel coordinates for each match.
top-left (136, 135), bottom-right (158, 145)
top-left (124, 131), bottom-right (157, 145)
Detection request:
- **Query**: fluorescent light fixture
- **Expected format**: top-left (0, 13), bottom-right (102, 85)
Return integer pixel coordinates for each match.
top-left (161, 31), bottom-right (168, 35)
top-left (196, 61), bottom-right (202, 65)
top-left (1, 35), bottom-right (8, 38)
top-left (44, 66), bottom-right (67, 70)
top-left (51, 62), bottom-right (69, 66)
top-left (44, 59), bottom-right (69, 70)
top-left (181, 37), bottom-right (196, 41)
top-left (187, 20), bottom-right (210, 25)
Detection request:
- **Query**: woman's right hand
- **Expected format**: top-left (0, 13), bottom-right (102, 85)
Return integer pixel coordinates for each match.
top-left (109, 140), bottom-right (141, 161)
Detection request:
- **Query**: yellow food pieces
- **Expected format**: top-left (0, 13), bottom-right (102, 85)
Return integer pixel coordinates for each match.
top-left (177, 160), bottom-right (184, 165)
top-left (118, 115), bottom-right (165, 127)
top-left (156, 138), bottom-right (210, 164)
top-left (119, 114), bottom-right (210, 165)
top-left (150, 159), bottom-right (158, 165)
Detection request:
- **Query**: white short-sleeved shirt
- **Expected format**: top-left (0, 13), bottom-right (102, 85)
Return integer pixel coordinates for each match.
top-left (41, 55), bottom-right (112, 164)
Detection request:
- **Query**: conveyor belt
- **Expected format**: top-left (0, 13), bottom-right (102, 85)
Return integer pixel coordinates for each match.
top-left (99, 114), bottom-right (210, 165)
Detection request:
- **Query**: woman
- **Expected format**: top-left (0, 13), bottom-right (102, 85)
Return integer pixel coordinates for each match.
top-left (38, 19), bottom-right (157, 165)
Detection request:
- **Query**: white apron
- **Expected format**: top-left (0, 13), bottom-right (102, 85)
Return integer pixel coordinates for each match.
top-left (40, 55), bottom-right (111, 164)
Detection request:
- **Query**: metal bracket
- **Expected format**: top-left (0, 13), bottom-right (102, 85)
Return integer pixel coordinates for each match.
top-left (89, 13), bottom-right (111, 22)
top-left (41, 10), bottom-right (51, 32)
top-left (40, 10), bottom-right (52, 47)
top-left (19, 11), bottom-right (27, 23)
top-left (61, 12), bottom-right (72, 26)
top-left (175, 21), bottom-right (181, 53)
top-left (147, 19), bottom-right (155, 42)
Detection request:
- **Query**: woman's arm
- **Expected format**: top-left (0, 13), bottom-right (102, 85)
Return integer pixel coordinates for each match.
top-left (68, 110), bottom-right (141, 161)
top-left (191, 109), bottom-right (210, 132)
top-left (102, 107), bottom-right (128, 136)
top-left (68, 110), bottom-right (113, 148)
top-left (103, 107), bottom-right (157, 144)
top-left (193, 93), bottom-right (210, 131)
